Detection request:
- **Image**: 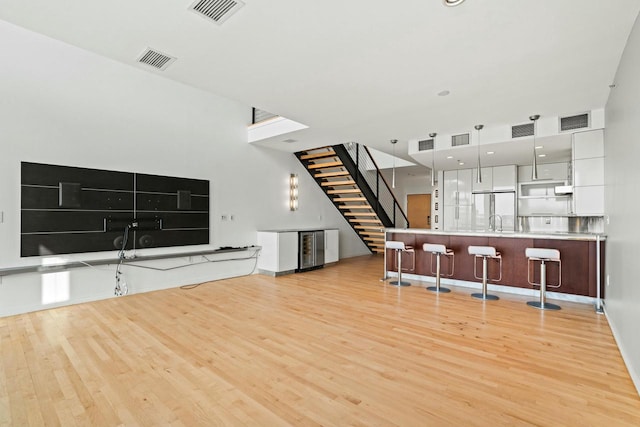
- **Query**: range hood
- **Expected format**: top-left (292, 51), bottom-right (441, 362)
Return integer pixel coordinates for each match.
top-left (554, 185), bottom-right (574, 195)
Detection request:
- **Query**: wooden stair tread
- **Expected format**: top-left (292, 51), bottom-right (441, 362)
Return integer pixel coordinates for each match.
top-left (299, 150), bottom-right (337, 160)
top-left (321, 180), bottom-right (355, 187)
top-left (348, 218), bottom-right (383, 224)
top-left (307, 161), bottom-right (343, 170)
top-left (359, 232), bottom-right (384, 236)
top-left (315, 171), bottom-right (349, 178)
top-left (328, 189), bottom-right (362, 194)
top-left (345, 212), bottom-right (378, 217)
top-left (332, 197), bottom-right (366, 202)
top-left (338, 205), bottom-right (372, 209)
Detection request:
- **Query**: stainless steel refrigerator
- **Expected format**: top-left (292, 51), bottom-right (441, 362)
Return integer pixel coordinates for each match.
top-left (298, 230), bottom-right (325, 271)
top-left (471, 192), bottom-right (516, 232)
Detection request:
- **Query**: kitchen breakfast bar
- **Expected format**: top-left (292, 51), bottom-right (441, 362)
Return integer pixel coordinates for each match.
top-left (384, 228), bottom-right (605, 309)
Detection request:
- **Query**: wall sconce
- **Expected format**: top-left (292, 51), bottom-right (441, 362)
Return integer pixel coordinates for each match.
top-left (289, 173), bottom-right (299, 211)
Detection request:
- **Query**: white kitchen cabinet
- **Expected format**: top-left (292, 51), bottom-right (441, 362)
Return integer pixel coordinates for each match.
top-left (518, 162), bottom-right (569, 182)
top-left (443, 169), bottom-right (473, 231)
top-left (257, 231), bottom-right (298, 275)
top-left (324, 229), bottom-right (339, 263)
top-left (573, 186), bottom-right (604, 216)
top-left (492, 165), bottom-right (517, 192)
top-left (572, 129), bottom-right (605, 216)
top-left (574, 158), bottom-right (604, 187)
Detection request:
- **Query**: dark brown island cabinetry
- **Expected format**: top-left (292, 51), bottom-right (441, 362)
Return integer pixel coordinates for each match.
top-left (385, 230), bottom-right (605, 297)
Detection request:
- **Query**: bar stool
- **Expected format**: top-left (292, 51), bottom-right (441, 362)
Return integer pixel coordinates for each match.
top-left (468, 246), bottom-right (501, 301)
top-left (526, 248), bottom-right (561, 310)
top-left (385, 241), bottom-right (413, 287)
top-left (423, 243), bottom-right (454, 293)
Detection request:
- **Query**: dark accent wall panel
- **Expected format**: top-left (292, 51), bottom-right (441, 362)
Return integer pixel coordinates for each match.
top-left (21, 162), bottom-right (210, 257)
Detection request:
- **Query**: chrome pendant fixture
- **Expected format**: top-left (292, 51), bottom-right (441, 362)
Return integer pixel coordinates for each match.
top-left (530, 115), bottom-right (540, 180)
top-left (474, 124), bottom-right (484, 184)
top-left (391, 139), bottom-right (398, 188)
top-left (429, 133), bottom-right (437, 187)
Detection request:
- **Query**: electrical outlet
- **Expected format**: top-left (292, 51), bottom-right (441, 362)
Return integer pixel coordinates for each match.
top-left (221, 215), bottom-right (228, 221)
top-left (230, 215), bottom-right (234, 221)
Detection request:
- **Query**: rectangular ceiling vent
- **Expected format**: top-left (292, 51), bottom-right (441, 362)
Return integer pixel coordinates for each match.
top-left (418, 139), bottom-right (434, 151)
top-left (137, 48), bottom-right (176, 71)
top-left (451, 133), bottom-right (470, 147)
top-left (189, 0), bottom-right (245, 25)
top-left (560, 113), bottom-right (590, 132)
top-left (512, 123), bottom-right (534, 138)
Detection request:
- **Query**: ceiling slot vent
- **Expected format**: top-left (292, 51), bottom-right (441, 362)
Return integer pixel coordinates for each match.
top-left (252, 108), bottom-right (279, 124)
top-left (560, 113), bottom-right (590, 132)
top-left (418, 139), bottom-right (434, 151)
top-left (451, 133), bottom-right (470, 147)
top-left (137, 48), bottom-right (176, 71)
top-left (189, 0), bottom-right (245, 25)
top-left (512, 123), bottom-right (534, 138)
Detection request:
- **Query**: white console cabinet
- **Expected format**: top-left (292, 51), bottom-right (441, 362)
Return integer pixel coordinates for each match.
top-left (257, 231), bottom-right (298, 275)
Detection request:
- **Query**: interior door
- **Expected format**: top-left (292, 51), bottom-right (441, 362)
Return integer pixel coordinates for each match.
top-left (407, 194), bottom-right (431, 229)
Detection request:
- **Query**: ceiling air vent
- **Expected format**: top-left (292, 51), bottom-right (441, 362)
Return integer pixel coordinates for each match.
top-left (418, 139), bottom-right (434, 151)
top-left (560, 113), bottom-right (590, 132)
top-left (512, 123), bottom-right (534, 138)
top-left (253, 108), bottom-right (279, 124)
top-left (189, 0), bottom-right (245, 25)
top-left (451, 133), bottom-right (470, 147)
top-left (137, 48), bottom-right (176, 71)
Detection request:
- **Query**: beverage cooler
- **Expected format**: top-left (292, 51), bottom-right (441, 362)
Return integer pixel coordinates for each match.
top-left (298, 230), bottom-right (325, 271)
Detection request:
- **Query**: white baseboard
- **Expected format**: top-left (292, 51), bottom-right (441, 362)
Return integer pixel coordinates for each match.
top-left (603, 305), bottom-right (640, 398)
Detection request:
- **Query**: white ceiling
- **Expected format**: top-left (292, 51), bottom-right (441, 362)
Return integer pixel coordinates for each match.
top-left (1, 0), bottom-right (639, 167)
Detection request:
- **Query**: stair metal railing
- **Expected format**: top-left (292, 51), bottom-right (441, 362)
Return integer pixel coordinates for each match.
top-left (342, 142), bottom-right (409, 229)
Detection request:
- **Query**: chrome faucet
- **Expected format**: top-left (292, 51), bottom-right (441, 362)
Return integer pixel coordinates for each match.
top-left (489, 214), bottom-right (503, 232)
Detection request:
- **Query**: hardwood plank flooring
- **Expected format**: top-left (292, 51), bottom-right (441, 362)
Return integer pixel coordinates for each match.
top-left (1, 254), bottom-right (639, 426)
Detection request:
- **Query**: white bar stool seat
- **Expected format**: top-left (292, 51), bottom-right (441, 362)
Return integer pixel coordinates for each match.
top-left (468, 245), bottom-right (501, 301)
top-left (526, 248), bottom-right (561, 310)
top-left (385, 241), bottom-right (413, 287)
top-left (423, 243), bottom-right (454, 293)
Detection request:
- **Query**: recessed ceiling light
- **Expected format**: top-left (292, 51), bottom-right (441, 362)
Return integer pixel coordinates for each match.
top-left (458, 161), bottom-right (465, 165)
top-left (446, 156), bottom-right (453, 159)
top-left (486, 151), bottom-right (495, 155)
top-left (438, 90), bottom-right (450, 97)
top-left (282, 138), bottom-right (297, 143)
top-left (443, 0), bottom-right (466, 6)
top-left (538, 154), bottom-right (547, 158)
top-left (535, 145), bottom-right (544, 149)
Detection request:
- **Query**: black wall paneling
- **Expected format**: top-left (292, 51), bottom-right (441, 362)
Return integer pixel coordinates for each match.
top-left (21, 162), bottom-right (210, 257)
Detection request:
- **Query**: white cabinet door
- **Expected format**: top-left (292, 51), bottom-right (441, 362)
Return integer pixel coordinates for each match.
top-left (443, 170), bottom-right (458, 205)
top-left (573, 129), bottom-right (604, 159)
top-left (574, 186), bottom-right (604, 216)
top-left (278, 232), bottom-right (299, 272)
top-left (574, 158), bottom-right (604, 187)
top-left (492, 165), bottom-right (516, 191)
top-left (324, 229), bottom-right (339, 263)
top-left (457, 169), bottom-right (473, 205)
top-left (457, 205), bottom-right (473, 232)
top-left (443, 205), bottom-right (457, 231)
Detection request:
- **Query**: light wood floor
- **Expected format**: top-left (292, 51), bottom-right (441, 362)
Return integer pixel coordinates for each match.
top-left (1, 255), bottom-right (639, 426)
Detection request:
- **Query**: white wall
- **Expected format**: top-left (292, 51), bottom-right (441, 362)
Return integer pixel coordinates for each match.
top-left (0, 21), bottom-right (368, 316)
top-left (604, 13), bottom-right (640, 394)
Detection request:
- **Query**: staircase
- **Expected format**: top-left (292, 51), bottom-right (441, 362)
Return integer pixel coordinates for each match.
top-left (295, 143), bottom-right (409, 253)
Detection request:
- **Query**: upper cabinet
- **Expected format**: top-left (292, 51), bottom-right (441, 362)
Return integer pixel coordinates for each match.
top-left (472, 165), bottom-right (516, 193)
top-left (572, 130), bottom-right (604, 216)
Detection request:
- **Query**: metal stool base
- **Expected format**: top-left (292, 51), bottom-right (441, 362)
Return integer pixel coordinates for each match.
top-left (527, 301), bottom-right (561, 310)
top-left (426, 286), bottom-right (451, 293)
top-left (471, 293), bottom-right (499, 301)
top-left (389, 280), bottom-right (411, 287)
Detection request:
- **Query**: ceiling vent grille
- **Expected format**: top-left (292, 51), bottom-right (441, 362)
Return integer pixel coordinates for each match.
top-left (451, 133), bottom-right (470, 147)
top-left (137, 48), bottom-right (176, 71)
top-left (418, 139), bottom-right (434, 151)
top-left (560, 113), bottom-right (590, 132)
top-left (253, 108), bottom-right (279, 124)
top-left (189, 0), bottom-right (245, 25)
top-left (512, 123), bottom-right (534, 138)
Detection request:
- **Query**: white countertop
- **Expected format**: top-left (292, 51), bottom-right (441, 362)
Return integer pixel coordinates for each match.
top-left (385, 228), bottom-right (606, 241)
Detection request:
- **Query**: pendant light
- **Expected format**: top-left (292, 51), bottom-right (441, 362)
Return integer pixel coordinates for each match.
top-left (429, 133), bottom-right (437, 187)
top-left (530, 115), bottom-right (540, 180)
top-left (474, 124), bottom-right (484, 184)
top-left (391, 139), bottom-right (398, 188)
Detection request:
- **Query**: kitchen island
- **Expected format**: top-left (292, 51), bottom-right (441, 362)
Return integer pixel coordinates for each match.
top-left (385, 229), bottom-right (605, 299)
